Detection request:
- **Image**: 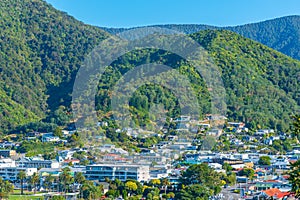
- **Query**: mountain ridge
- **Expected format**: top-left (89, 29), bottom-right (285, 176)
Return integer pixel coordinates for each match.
top-left (100, 15), bottom-right (300, 60)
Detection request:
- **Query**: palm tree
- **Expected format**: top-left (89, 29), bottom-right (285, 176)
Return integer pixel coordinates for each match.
top-left (29, 172), bottom-right (40, 194)
top-left (161, 178), bottom-right (170, 194)
top-left (17, 170), bottom-right (26, 195)
top-left (44, 175), bottom-right (54, 192)
top-left (74, 172), bottom-right (86, 194)
top-left (59, 167), bottom-right (74, 194)
top-left (80, 181), bottom-right (102, 200)
top-left (74, 172), bottom-right (86, 185)
top-left (0, 177), bottom-right (14, 200)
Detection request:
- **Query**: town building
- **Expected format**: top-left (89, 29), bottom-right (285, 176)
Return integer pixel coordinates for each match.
top-left (17, 158), bottom-right (60, 169)
top-left (0, 167), bottom-right (37, 181)
top-left (85, 164), bottom-right (150, 182)
top-left (0, 150), bottom-right (16, 158)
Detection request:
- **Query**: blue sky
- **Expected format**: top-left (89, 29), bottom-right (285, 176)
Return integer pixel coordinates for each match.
top-left (45, 0), bottom-right (300, 28)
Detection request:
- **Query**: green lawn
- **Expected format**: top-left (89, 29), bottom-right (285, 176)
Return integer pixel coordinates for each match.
top-left (9, 190), bottom-right (44, 200)
top-left (9, 195), bottom-right (44, 200)
top-left (11, 190), bottom-right (33, 195)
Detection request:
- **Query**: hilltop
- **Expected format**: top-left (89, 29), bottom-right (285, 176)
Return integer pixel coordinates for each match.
top-left (102, 15), bottom-right (300, 60)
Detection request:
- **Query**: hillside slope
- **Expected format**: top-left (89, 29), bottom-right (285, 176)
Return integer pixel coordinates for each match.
top-left (101, 16), bottom-right (300, 60)
top-left (0, 0), bottom-right (108, 131)
top-left (92, 30), bottom-right (300, 131)
top-left (0, 89), bottom-right (39, 131)
top-left (0, 0), bottom-right (299, 132)
top-left (191, 30), bottom-right (300, 130)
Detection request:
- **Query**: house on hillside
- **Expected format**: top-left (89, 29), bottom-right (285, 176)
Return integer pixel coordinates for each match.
top-left (174, 116), bottom-right (191, 122)
top-left (0, 150), bottom-right (16, 158)
top-left (260, 188), bottom-right (291, 199)
top-left (41, 132), bottom-right (60, 142)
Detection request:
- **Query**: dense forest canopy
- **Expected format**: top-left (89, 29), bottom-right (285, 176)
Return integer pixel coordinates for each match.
top-left (89, 30), bottom-right (300, 131)
top-left (0, 0), bottom-right (108, 131)
top-left (0, 0), bottom-right (299, 133)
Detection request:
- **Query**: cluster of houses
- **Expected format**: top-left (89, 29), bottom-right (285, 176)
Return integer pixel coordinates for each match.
top-left (0, 116), bottom-right (298, 199)
top-left (0, 138), bottom-right (297, 198)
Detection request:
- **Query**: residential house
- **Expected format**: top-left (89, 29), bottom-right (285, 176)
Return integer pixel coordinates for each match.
top-left (0, 150), bottom-right (16, 158)
top-left (41, 132), bottom-right (60, 142)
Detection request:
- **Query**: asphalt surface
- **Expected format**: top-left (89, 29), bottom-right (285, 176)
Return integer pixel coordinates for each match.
top-left (219, 185), bottom-right (246, 200)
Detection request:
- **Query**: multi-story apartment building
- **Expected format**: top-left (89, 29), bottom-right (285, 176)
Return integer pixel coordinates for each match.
top-left (85, 164), bottom-right (150, 182)
top-left (0, 167), bottom-right (37, 181)
top-left (16, 158), bottom-right (60, 169)
top-left (0, 158), bottom-right (16, 168)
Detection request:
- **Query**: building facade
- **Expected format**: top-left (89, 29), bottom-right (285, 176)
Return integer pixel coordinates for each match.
top-left (0, 167), bottom-right (37, 181)
top-left (16, 159), bottom-right (59, 169)
top-left (85, 164), bottom-right (150, 182)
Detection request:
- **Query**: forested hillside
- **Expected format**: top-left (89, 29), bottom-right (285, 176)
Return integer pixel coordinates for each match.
top-left (191, 30), bottom-right (300, 130)
top-left (102, 15), bottom-right (300, 60)
top-left (0, 0), bottom-right (299, 133)
top-left (0, 0), bottom-right (108, 131)
top-left (93, 30), bottom-right (300, 131)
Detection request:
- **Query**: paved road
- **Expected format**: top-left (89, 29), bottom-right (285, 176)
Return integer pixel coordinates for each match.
top-left (219, 186), bottom-right (243, 200)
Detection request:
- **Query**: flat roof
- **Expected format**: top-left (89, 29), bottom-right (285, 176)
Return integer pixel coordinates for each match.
top-left (87, 164), bottom-right (149, 168)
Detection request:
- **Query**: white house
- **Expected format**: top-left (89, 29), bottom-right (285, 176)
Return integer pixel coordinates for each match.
top-left (41, 132), bottom-right (60, 142)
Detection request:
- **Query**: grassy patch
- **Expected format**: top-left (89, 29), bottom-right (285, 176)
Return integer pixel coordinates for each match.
top-left (9, 195), bottom-right (44, 200)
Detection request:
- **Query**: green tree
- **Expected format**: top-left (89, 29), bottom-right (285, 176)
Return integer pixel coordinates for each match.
top-left (288, 159), bottom-right (300, 198)
top-left (258, 156), bottom-right (271, 166)
top-left (149, 179), bottom-right (161, 186)
top-left (44, 175), bottom-right (54, 192)
top-left (59, 167), bottom-right (74, 193)
top-left (226, 173), bottom-right (236, 186)
top-left (167, 192), bottom-right (175, 199)
top-left (181, 163), bottom-right (222, 194)
top-left (74, 172), bottom-right (86, 185)
top-left (161, 178), bottom-right (170, 194)
top-left (283, 139), bottom-right (293, 152)
top-left (238, 168), bottom-right (255, 180)
top-left (143, 187), bottom-right (160, 199)
top-left (17, 170), bottom-right (26, 195)
top-left (105, 189), bottom-right (119, 198)
top-left (80, 181), bottom-right (102, 200)
top-left (146, 193), bottom-right (153, 200)
top-left (29, 172), bottom-right (40, 194)
top-left (222, 163), bottom-right (233, 173)
top-left (0, 177), bottom-right (14, 199)
top-left (52, 106), bottom-right (71, 126)
top-left (51, 196), bottom-right (66, 200)
top-left (54, 127), bottom-right (63, 138)
top-left (125, 181), bottom-right (138, 196)
top-left (292, 115), bottom-right (300, 139)
top-left (287, 115), bottom-right (300, 197)
top-left (176, 184), bottom-right (211, 200)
